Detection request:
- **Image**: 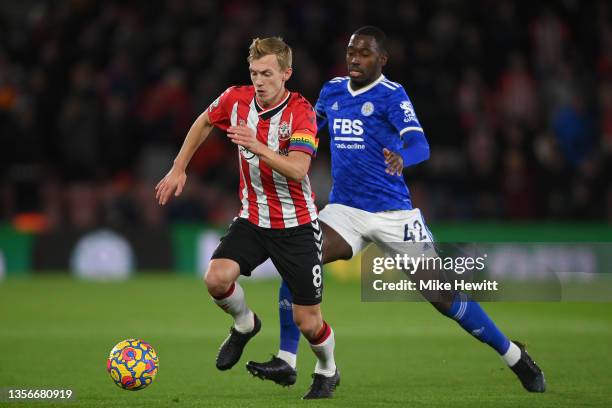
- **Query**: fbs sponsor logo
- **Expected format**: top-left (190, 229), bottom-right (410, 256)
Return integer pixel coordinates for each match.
top-left (332, 118), bottom-right (364, 136)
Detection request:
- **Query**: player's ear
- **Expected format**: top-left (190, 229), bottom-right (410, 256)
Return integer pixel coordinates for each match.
top-left (283, 67), bottom-right (293, 82)
top-left (380, 52), bottom-right (388, 67)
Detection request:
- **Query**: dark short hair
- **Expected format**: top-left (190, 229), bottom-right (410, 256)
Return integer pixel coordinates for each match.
top-left (353, 26), bottom-right (387, 53)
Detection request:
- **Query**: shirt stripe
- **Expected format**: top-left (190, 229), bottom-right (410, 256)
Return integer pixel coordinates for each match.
top-left (231, 102), bottom-right (249, 219)
top-left (236, 101), bottom-right (260, 225)
top-left (270, 109), bottom-right (299, 227)
top-left (399, 126), bottom-right (424, 136)
top-left (301, 174), bottom-right (318, 221)
top-left (380, 82), bottom-right (397, 90)
top-left (260, 112), bottom-right (285, 228)
top-left (287, 178), bottom-right (312, 225)
top-left (245, 100), bottom-right (270, 228)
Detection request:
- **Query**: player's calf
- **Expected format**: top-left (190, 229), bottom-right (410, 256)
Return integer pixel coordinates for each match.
top-left (293, 304), bottom-right (339, 399)
top-left (206, 259), bottom-right (259, 370)
top-left (292, 306), bottom-right (324, 340)
top-left (442, 292), bottom-right (546, 392)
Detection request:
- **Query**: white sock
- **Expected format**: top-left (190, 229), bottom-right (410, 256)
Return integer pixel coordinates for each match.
top-left (310, 325), bottom-right (336, 377)
top-left (277, 350), bottom-right (297, 369)
top-left (212, 282), bottom-right (254, 333)
top-left (502, 341), bottom-right (522, 367)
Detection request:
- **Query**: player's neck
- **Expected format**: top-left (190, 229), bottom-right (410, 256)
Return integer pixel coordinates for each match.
top-left (349, 73), bottom-right (384, 92)
top-left (256, 89), bottom-right (288, 110)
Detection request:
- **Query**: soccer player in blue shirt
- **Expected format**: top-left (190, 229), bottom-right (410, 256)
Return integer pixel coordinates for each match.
top-left (246, 26), bottom-right (545, 394)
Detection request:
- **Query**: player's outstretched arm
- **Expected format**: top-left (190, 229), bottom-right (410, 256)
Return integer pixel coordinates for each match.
top-left (228, 125), bottom-right (311, 181)
top-left (155, 111), bottom-right (214, 205)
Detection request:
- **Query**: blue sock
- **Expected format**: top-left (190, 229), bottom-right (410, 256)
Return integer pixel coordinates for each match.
top-left (446, 292), bottom-right (510, 355)
top-left (279, 280), bottom-right (300, 355)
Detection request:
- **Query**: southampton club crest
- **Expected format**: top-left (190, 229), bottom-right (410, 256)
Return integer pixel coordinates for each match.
top-left (278, 121), bottom-right (291, 141)
top-left (361, 101), bottom-right (374, 116)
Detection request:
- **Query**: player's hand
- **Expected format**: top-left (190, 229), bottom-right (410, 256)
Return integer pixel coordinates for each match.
top-left (383, 148), bottom-right (403, 176)
top-left (227, 125), bottom-right (266, 155)
top-left (155, 166), bottom-right (187, 206)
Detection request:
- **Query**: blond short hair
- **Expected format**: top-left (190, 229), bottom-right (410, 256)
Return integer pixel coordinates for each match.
top-left (247, 37), bottom-right (292, 70)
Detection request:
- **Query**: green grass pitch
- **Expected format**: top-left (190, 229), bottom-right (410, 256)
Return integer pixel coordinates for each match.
top-left (0, 275), bottom-right (611, 407)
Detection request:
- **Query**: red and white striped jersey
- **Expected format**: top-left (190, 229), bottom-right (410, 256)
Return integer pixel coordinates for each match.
top-left (207, 85), bottom-right (319, 229)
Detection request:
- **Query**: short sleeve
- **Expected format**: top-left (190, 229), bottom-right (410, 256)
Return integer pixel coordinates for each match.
top-left (314, 85), bottom-right (328, 130)
top-left (386, 87), bottom-right (425, 138)
top-left (206, 87), bottom-right (234, 131)
top-left (288, 100), bottom-right (319, 157)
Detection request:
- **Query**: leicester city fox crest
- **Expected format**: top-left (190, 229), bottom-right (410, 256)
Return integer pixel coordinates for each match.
top-left (361, 101), bottom-right (374, 116)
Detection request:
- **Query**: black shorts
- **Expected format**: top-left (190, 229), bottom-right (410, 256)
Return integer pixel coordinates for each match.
top-left (211, 217), bottom-right (324, 305)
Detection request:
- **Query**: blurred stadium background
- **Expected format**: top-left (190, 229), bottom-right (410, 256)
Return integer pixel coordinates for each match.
top-left (1, 0), bottom-right (611, 277)
top-left (0, 1), bottom-right (611, 407)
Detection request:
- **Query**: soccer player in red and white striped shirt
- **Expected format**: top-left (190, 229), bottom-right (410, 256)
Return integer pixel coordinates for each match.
top-left (155, 37), bottom-right (338, 399)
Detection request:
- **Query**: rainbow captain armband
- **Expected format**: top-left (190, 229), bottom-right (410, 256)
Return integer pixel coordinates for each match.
top-left (289, 132), bottom-right (319, 156)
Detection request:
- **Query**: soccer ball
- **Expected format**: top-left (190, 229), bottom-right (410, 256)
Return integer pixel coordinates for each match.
top-left (107, 339), bottom-right (159, 390)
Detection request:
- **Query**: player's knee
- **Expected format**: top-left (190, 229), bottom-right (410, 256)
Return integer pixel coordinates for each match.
top-left (320, 222), bottom-right (352, 262)
top-left (295, 319), bottom-right (320, 340)
top-left (204, 270), bottom-right (224, 297)
top-left (322, 244), bottom-right (350, 263)
top-left (204, 265), bottom-right (234, 297)
top-left (205, 259), bottom-right (240, 292)
top-left (292, 308), bottom-right (322, 340)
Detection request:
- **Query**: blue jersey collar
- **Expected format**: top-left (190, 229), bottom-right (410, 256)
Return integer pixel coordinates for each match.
top-left (347, 74), bottom-right (385, 97)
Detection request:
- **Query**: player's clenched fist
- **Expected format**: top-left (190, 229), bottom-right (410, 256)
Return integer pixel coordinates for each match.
top-left (155, 166), bottom-right (187, 205)
top-left (383, 148), bottom-right (403, 176)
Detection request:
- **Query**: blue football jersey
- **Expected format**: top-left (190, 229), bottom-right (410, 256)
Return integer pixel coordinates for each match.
top-left (315, 74), bottom-right (427, 212)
